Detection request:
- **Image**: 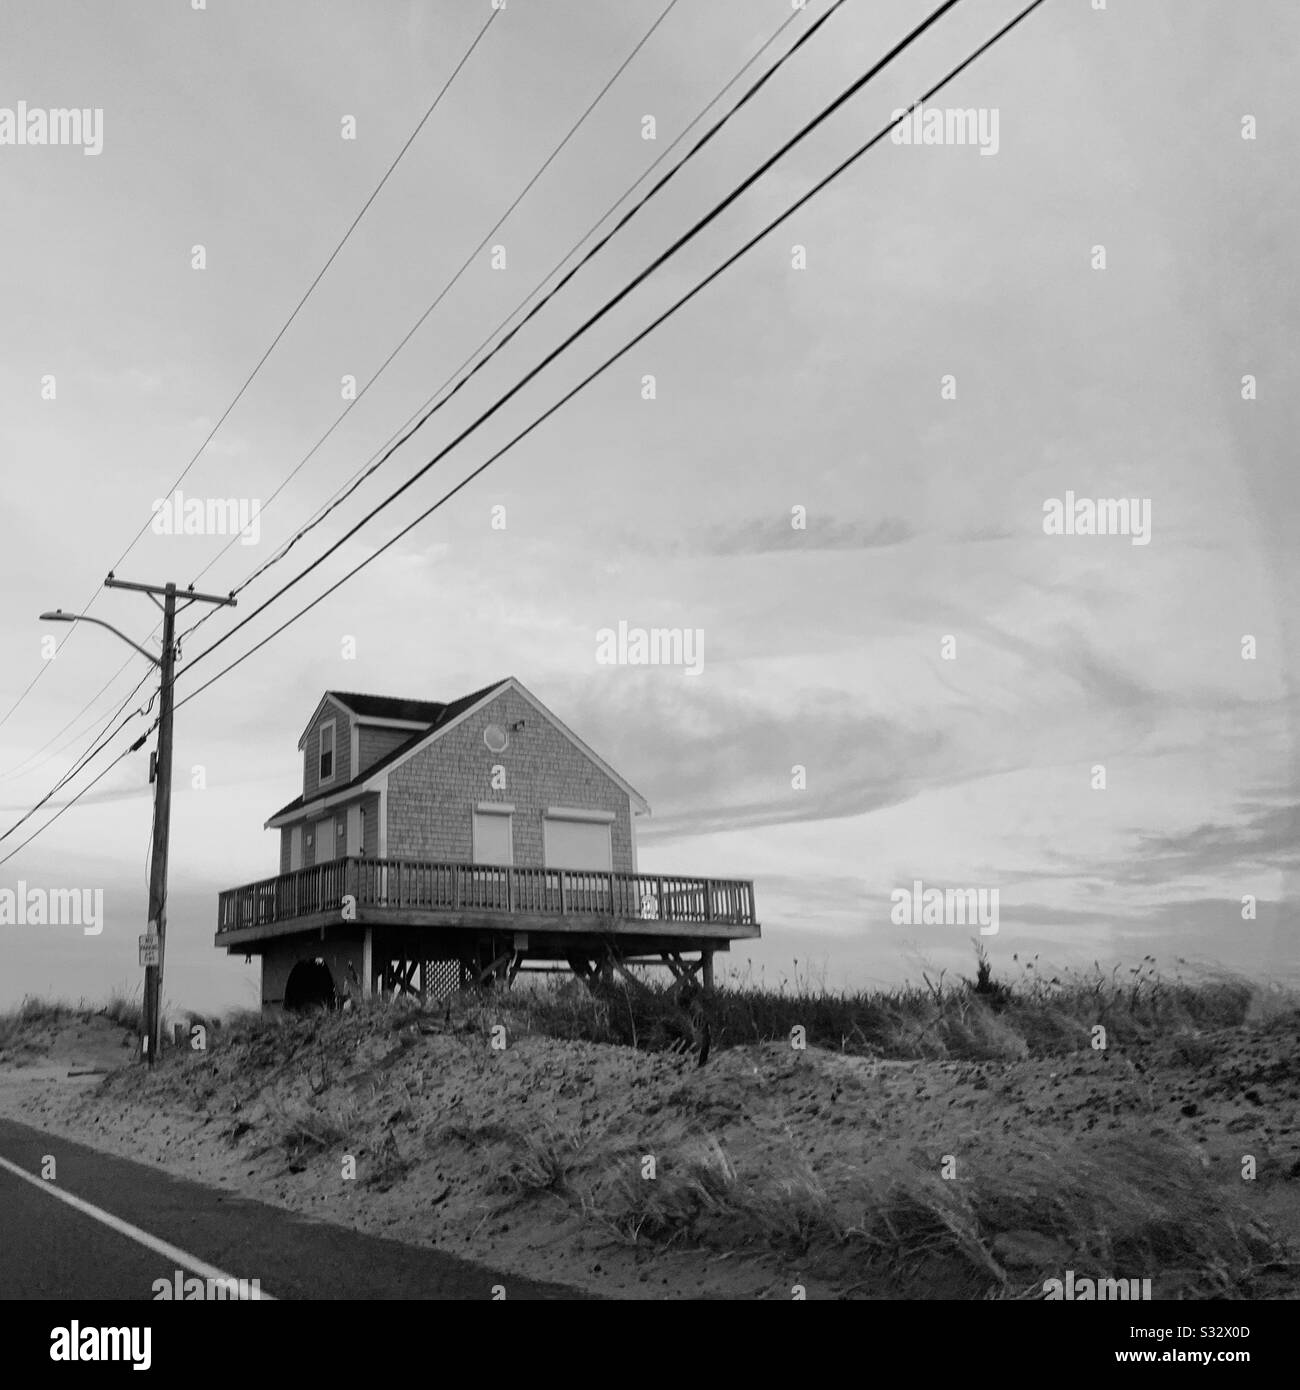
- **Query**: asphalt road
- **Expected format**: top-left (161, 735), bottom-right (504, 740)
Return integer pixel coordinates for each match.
top-left (0, 1115), bottom-right (586, 1300)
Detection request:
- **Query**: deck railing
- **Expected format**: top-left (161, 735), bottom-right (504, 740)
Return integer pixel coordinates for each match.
top-left (217, 857), bottom-right (756, 934)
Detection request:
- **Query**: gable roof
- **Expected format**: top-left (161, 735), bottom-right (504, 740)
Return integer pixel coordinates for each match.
top-left (295, 690), bottom-right (445, 750)
top-left (267, 677), bottom-right (649, 827)
top-left (328, 691), bottom-right (447, 724)
top-left (275, 678), bottom-right (509, 822)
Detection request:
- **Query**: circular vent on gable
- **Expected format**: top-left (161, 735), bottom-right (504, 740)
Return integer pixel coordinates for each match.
top-left (483, 723), bottom-right (509, 753)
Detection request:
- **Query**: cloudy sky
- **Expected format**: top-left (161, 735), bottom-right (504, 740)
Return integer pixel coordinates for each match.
top-left (1, 0), bottom-right (1295, 1014)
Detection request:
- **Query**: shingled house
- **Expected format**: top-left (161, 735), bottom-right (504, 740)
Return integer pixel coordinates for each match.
top-left (215, 677), bottom-right (759, 1010)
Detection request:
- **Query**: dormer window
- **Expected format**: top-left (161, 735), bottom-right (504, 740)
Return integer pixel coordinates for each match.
top-left (319, 720), bottom-right (336, 785)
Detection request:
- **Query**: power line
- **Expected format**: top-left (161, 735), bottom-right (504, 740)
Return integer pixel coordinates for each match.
top-left (6, 0), bottom-right (639, 750)
top-left (0, 669), bottom-right (157, 846)
top-left (2, 679), bottom-right (141, 785)
top-left (173, 0), bottom-right (1048, 715)
top-left (177, 0), bottom-right (865, 669)
top-left (0, 0), bottom-right (872, 853)
top-left (0, 4), bottom-right (501, 736)
top-left (0, 581), bottom-right (207, 855)
top-left (183, 0), bottom-right (685, 596)
top-left (108, 3), bottom-right (503, 575)
top-left (0, 627), bottom-right (92, 737)
top-left (0, 735), bottom-right (150, 869)
top-left (175, 0), bottom-right (818, 654)
top-left (0, 649), bottom-right (139, 782)
top-left (0, 596), bottom-right (203, 839)
top-left (190, 0), bottom-right (831, 618)
top-left (4, 0), bottom-right (1050, 865)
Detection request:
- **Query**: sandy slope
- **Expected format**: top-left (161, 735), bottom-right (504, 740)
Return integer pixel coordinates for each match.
top-left (0, 1009), bottom-right (1296, 1299)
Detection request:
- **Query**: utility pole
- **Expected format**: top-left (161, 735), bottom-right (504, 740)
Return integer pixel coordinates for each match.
top-left (140, 582), bottom-right (176, 1069)
top-left (43, 575), bottom-right (235, 1066)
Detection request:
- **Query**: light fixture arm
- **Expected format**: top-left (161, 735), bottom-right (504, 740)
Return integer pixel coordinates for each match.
top-left (39, 610), bottom-right (163, 668)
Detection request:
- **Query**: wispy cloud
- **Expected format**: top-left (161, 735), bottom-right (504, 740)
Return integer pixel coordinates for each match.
top-left (681, 514), bottom-right (915, 558)
top-left (560, 679), bottom-right (950, 836)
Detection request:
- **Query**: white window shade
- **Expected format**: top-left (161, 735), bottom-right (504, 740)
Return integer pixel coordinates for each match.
top-left (472, 809), bottom-right (513, 866)
top-left (543, 816), bottom-right (612, 871)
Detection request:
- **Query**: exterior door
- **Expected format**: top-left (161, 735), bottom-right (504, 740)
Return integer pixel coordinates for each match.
top-left (315, 817), bottom-right (336, 863)
top-left (346, 804), bottom-right (362, 857)
top-left (289, 825), bottom-right (303, 872)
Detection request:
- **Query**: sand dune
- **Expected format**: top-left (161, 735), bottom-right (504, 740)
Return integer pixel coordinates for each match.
top-left (0, 995), bottom-right (1295, 1299)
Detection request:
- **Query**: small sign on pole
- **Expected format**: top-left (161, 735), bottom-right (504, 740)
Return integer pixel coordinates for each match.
top-left (139, 935), bottom-right (160, 967)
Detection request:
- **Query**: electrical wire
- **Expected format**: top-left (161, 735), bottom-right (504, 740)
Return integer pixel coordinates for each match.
top-left (0, 669), bottom-right (157, 846)
top-left (107, 3), bottom-right (503, 575)
top-left (0, 733), bottom-right (152, 869)
top-left (0, 649), bottom-right (141, 782)
top-left (175, 0), bottom-right (839, 652)
top-left (0, 4), bottom-right (501, 735)
top-left (3, 0), bottom-right (1051, 863)
top-left (179, 0), bottom-right (963, 678)
top-left (183, 0), bottom-right (687, 594)
top-left (173, 0), bottom-right (1048, 715)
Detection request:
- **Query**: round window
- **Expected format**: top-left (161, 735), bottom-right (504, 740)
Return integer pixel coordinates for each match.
top-left (483, 723), bottom-right (509, 753)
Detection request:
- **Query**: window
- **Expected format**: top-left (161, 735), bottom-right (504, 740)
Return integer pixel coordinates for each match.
top-left (543, 810), bottom-right (613, 871)
top-left (319, 720), bottom-right (335, 784)
top-left (472, 806), bottom-right (514, 866)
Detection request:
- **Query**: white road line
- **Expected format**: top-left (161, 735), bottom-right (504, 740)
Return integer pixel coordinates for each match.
top-left (0, 1153), bottom-right (276, 1300)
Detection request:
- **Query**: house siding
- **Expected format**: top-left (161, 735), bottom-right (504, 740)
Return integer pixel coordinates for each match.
top-left (302, 701), bottom-right (351, 802)
top-left (357, 726), bottom-right (413, 778)
top-left (297, 791), bottom-right (381, 867)
top-left (275, 788), bottom-right (380, 872)
top-left (385, 689), bottom-right (634, 870)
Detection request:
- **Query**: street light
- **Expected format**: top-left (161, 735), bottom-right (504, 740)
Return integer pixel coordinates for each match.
top-left (39, 611), bottom-right (161, 668)
top-left (39, 579), bottom-right (234, 1064)
top-left (40, 600), bottom-right (173, 1063)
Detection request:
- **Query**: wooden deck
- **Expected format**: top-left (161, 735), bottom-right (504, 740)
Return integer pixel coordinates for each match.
top-left (215, 857), bottom-right (759, 951)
